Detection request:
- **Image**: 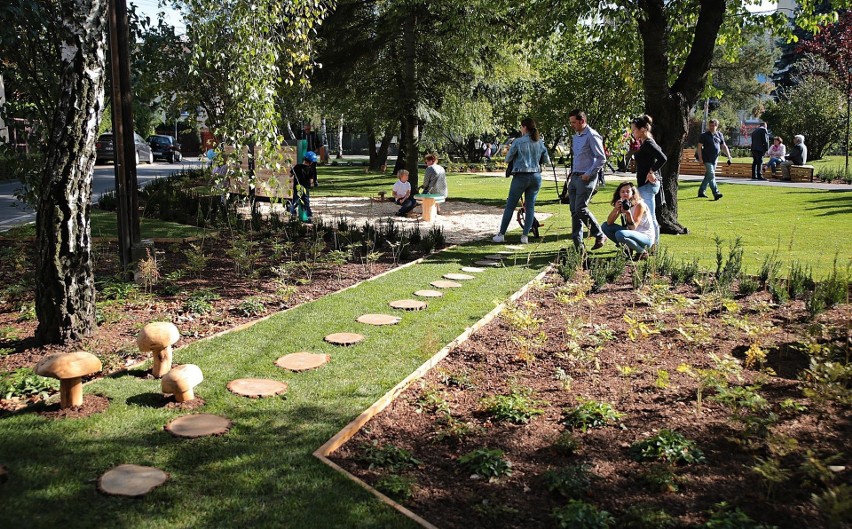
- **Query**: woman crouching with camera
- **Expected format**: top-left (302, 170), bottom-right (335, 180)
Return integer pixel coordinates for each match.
top-left (601, 181), bottom-right (655, 261)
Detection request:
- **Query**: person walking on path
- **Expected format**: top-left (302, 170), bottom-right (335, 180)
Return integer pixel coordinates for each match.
top-left (750, 121), bottom-right (769, 180)
top-left (493, 117), bottom-right (550, 244)
top-left (780, 135), bottom-right (808, 181)
top-left (766, 137), bottom-right (786, 177)
top-left (392, 169), bottom-right (417, 216)
top-left (696, 118), bottom-right (731, 200)
top-left (567, 109), bottom-right (607, 251)
top-left (630, 115), bottom-right (667, 246)
top-left (421, 153), bottom-right (448, 198)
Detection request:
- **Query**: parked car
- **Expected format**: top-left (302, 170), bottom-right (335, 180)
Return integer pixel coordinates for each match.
top-left (147, 134), bottom-right (183, 163)
top-left (95, 132), bottom-right (153, 165)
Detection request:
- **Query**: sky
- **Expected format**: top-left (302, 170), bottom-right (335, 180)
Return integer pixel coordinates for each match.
top-left (131, 0), bottom-right (186, 34)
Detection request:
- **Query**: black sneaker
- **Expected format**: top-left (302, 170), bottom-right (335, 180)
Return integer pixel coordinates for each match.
top-left (697, 193), bottom-right (708, 198)
top-left (756, 176), bottom-right (766, 181)
top-left (714, 193), bottom-right (723, 201)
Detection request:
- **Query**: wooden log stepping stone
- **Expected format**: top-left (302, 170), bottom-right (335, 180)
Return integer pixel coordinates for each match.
top-left (443, 273), bottom-right (474, 281)
top-left (389, 299), bottom-right (427, 310)
top-left (461, 266), bottom-right (485, 273)
top-left (275, 352), bottom-right (331, 371)
top-left (165, 414), bottom-right (231, 438)
top-left (431, 280), bottom-right (462, 289)
top-left (98, 464), bottom-right (168, 497)
top-left (484, 254), bottom-right (506, 260)
top-left (324, 332), bottom-right (365, 346)
top-left (474, 260), bottom-right (502, 267)
top-left (357, 314), bottom-right (401, 326)
top-left (227, 378), bottom-right (288, 398)
top-left (414, 289), bottom-right (443, 298)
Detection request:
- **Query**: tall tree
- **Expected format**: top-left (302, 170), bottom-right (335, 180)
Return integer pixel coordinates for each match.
top-left (34, 0), bottom-right (109, 343)
top-left (799, 10), bottom-right (852, 175)
top-left (531, 0), bottom-right (835, 234)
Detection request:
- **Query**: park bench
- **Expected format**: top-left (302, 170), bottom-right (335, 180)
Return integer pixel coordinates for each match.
top-left (414, 193), bottom-right (445, 222)
top-left (679, 148), bottom-right (814, 182)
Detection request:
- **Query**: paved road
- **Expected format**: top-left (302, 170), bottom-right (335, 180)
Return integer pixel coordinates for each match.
top-left (0, 158), bottom-right (205, 231)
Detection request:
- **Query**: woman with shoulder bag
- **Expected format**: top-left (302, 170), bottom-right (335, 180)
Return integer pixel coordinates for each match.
top-left (493, 117), bottom-right (550, 244)
top-left (630, 115), bottom-right (667, 247)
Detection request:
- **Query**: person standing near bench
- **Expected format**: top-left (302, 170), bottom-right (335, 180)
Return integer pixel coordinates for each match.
top-left (421, 153), bottom-right (447, 198)
top-left (750, 121), bottom-right (769, 181)
top-left (780, 135), bottom-right (808, 181)
top-left (567, 109), bottom-right (607, 252)
top-left (696, 118), bottom-right (731, 201)
top-left (492, 117), bottom-right (550, 244)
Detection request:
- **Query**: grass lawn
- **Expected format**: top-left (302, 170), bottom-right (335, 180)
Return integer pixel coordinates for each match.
top-left (0, 243), bottom-right (558, 528)
top-left (317, 166), bottom-right (852, 278)
top-left (1, 210), bottom-right (214, 240)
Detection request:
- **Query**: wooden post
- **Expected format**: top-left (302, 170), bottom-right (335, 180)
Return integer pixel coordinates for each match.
top-left (108, 0), bottom-right (140, 272)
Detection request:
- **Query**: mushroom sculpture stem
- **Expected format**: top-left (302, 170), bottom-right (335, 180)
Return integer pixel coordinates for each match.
top-left (137, 322), bottom-right (181, 379)
top-left (60, 376), bottom-right (83, 408)
top-left (152, 346), bottom-right (173, 378)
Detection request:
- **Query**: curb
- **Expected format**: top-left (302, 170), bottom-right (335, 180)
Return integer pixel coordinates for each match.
top-left (313, 263), bottom-right (553, 529)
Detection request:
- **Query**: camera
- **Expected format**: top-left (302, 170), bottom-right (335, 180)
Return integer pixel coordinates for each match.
top-left (621, 199), bottom-right (632, 210)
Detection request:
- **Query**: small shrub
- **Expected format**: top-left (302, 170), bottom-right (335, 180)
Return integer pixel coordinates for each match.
top-left (183, 288), bottom-right (220, 314)
top-left (630, 429), bottom-right (705, 465)
top-left (99, 278), bottom-right (139, 301)
top-left (438, 369), bottom-right (474, 389)
top-left (374, 474), bottom-right (415, 501)
top-left (638, 463), bottom-right (681, 493)
top-left (458, 448), bottom-right (512, 479)
top-left (0, 368), bottom-right (59, 400)
top-left (562, 400), bottom-right (622, 431)
top-left (552, 500), bottom-right (614, 529)
top-left (136, 248), bottom-right (160, 292)
top-left (543, 464), bottom-right (592, 498)
top-left (738, 276), bottom-right (761, 297)
top-left (480, 387), bottom-right (546, 424)
top-left (701, 501), bottom-right (776, 528)
top-left (360, 442), bottom-right (421, 472)
top-left (619, 504), bottom-right (677, 529)
top-left (237, 297), bottom-right (266, 317)
top-left (552, 432), bottom-right (581, 455)
top-left (811, 484), bottom-right (852, 528)
top-left (787, 261), bottom-right (815, 300)
top-left (184, 243), bottom-right (209, 277)
top-left (671, 258), bottom-right (700, 286)
top-left (558, 246), bottom-right (584, 281)
top-left (589, 253), bottom-right (628, 291)
top-left (758, 251), bottom-right (782, 287)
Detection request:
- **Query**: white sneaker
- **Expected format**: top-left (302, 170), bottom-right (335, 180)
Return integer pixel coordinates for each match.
top-left (492, 234), bottom-right (505, 243)
top-left (520, 235), bottom-right (529, 244)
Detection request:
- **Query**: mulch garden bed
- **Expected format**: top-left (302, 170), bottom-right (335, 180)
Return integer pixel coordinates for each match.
top-left (331, 267), bottom-right (851, 529)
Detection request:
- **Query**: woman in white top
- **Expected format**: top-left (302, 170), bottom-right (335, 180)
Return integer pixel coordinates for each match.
top-left (766, 137), bottom-right (786, 176)
top-left (601, 181), bottom-right (655, 260)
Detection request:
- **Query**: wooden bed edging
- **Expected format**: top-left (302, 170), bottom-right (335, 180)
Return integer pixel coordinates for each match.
top-left (313, 263), bottom-right (553, 529)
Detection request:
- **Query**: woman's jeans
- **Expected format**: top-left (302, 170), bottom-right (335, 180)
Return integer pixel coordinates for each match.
top-left (637, 180), bottom-right (660, 245)
top-left (767, 157), bottom-right (784, 174)
top-left (601, 222), bottom-right (652, 253)
top-left (499, 172), bottom-right (541, 235)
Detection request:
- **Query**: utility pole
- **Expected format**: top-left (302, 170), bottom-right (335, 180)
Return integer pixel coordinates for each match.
top-left (108, 0), bottom-right (141, 272)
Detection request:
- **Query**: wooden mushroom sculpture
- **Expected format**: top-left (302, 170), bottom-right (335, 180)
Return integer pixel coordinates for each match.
top-left (161, 364), bottom-right (203, 402)
top-left (137, 322), bottom-right (180, 378)
top-left (35, 351), bottom-right (102, 409)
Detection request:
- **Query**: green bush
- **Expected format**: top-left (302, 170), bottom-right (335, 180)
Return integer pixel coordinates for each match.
top-left (701, 501), bottom-right (776, 528)
top-left (360, 442), bottom-right (421, 472)
top-left (1, 368), bottom-right (59, 400)
top-left (552, 500), bottom-right (614, 529)
top-left (374, 474), bottom-right (415, 501)
top-left (630, 429), bottom-right (705, 465)
top-left (562, 400), bottom-right (622, 431)
top-left (480, 387), bottom-right (546, 424)
top-left (543, 464), bottom-right (592, 498)
top-left (619, 505), bottom-right (677, 529)
top-left (458, 448), bottom-right (512, 479)
top-left (237, 297), bottom-right (266, 317)
top-left (183, 287), bottom-right (220, 314)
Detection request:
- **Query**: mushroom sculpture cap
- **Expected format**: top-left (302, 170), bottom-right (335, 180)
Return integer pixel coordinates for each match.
top-left (161, 364), bottom-right (204, 394)
top-left (137, 322), bottom-right (180, 352)
top-left (35, 351), bottom-right (102, 379)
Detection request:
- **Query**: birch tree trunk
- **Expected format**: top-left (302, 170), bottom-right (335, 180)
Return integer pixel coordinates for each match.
top-left (337, 114), bottom-right (344, 158)
top-left (35, 0), bottom-right (108, 343)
